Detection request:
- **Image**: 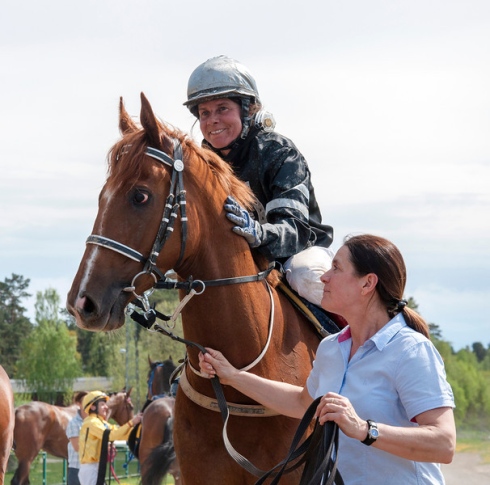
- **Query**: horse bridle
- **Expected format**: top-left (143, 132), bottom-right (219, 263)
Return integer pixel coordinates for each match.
top-left (86, 141), bottom-right (188, 312)
top-left (86, 139), bottom-right (273, 315)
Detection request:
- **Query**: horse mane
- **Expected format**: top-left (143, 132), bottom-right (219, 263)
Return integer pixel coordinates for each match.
top-left (107, 105), bottom-right (274, 277)
top-left (107, 118), bottom-right (255, 210)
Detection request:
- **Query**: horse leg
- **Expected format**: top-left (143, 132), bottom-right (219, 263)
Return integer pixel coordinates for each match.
top-left (11, 441), bottom-right (37, 485)
top-left (0, 440), bottom-right (8, 485)
top-left (10, 459), bottom-right (31, 485)
top-left (168, 455), bottom-right (181, 484)
top-left (0, 454), bottom-right (5, 485)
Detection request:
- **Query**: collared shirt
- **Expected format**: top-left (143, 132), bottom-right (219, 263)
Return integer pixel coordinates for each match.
top-left (306, 314), bottom-right (455, 484)
top-left (79, 414), bottom-right (132, 464)
top-left (66, 412), bottom-right (83, 468)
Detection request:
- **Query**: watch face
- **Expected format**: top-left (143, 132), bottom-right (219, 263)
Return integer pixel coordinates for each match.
top-left (370, 428), bottom-right (379, 439)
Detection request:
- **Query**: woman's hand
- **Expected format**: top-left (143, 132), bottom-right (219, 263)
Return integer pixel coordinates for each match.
top-left (198, 348), bottom-right (238, 384)
top-left (315, 392), bottom-right (367, 441)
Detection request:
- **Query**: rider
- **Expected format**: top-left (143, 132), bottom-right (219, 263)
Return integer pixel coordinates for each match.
top-left (78, 391), bottom-right (142, 485)
top-left (184, 55), bottom-right (335, 310)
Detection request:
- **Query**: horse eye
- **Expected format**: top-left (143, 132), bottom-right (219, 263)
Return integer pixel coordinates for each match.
top-left (133, 191), bottom-right (149, 205)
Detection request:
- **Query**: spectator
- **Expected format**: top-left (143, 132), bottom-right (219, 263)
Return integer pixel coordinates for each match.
top-left (66, 391), bottom-right (88, 485)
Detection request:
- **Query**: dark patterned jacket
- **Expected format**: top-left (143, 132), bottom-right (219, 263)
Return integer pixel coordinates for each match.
top-left (205, 127), bottom-right (333, 262)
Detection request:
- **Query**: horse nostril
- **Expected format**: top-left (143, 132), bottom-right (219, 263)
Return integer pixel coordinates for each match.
top-left (76, 294), bottom-right (96, 315)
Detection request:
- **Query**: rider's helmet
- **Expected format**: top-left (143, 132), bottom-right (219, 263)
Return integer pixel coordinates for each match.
top-left (82, 390), bottom-right (109, 413)
top-left (184, 56), bottom-right (275, 139)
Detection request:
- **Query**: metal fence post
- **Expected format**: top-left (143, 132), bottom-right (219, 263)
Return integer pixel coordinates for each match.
top-left (42, 452), bottom-right (47, 485)
top-left (63, 459), bottom-right (67, 484)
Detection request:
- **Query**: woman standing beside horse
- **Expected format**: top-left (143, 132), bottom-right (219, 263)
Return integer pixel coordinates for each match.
top-left (200, 234), bottom-right (456, 484)
top-left (0, 365), bottom-right (14, 485)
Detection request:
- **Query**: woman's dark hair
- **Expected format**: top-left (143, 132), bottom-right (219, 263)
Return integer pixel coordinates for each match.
top-left (344, 234), bottom-right (430, 338)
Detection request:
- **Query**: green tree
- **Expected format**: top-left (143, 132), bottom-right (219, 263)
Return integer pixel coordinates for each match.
top-left (472, 342), bottom-right (487, 363)
top-left (428, 323), bottom-right (443, 340)
top-left (17, 288), bottom-right (82, 404)
top-left (108, 289), bottom-right (186, 410)
top-left (0, 274), bottom-right (33, 376)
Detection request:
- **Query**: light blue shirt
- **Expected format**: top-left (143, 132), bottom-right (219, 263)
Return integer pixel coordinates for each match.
top-left (306, 314), bottom-right (455, 485)
top-left (66, 412), bottom-right (83, 468)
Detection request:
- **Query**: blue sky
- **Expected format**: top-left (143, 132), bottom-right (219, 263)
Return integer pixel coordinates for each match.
top-left (1, 0), bottom-right (489, 350)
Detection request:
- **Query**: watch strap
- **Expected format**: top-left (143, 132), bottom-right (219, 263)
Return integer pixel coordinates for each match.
top-left (361, 419), bottom-right (378, 446)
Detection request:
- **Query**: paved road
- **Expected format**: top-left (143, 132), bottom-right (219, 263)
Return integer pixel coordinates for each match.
top-left (441, 452), bottom-right (490, 484)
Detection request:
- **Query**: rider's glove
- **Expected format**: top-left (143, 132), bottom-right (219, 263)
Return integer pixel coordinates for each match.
top-left (224, 196), bottom-right (263, 248)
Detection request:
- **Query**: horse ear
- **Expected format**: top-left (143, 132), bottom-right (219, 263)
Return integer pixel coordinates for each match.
top-left (119, 97), bottom-right (139, 134)
top-left (140, 92), bottom-right (162, 149)
top-left (148, 355), bottom-right (153, 366)
top-left (126, 386), bottom-right (133, 397)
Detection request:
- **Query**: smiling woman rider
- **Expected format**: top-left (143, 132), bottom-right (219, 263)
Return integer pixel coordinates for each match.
top-left (184, 55), bottom-right (335, 309)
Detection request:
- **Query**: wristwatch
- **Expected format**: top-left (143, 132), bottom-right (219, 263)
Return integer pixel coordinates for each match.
top-left (361, 419), bottom-right (379, 446)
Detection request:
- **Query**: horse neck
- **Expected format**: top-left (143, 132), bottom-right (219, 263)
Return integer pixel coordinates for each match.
top-left (178, 243), bottom-right (276, 368)
top-left (170, 158), bottom-right (278, 366)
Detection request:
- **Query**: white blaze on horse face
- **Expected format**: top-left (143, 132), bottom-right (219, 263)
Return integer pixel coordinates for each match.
top-left (76, 248), bottom-right (100, 310)
top-left (77, 186), bottom-right (116, 308)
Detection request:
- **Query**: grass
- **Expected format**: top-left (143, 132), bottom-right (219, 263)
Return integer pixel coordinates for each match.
top-left (7, 427), bottom-right (489, 483)
top-left (6, 448), bottom-right (175, 485)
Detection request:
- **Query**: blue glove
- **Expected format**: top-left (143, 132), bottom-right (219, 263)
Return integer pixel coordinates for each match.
top-left (224, 196), bottom-right (263, 248)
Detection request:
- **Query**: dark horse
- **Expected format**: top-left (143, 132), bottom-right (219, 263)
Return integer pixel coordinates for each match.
top-left (0, 366), bottom-right (14, 485)
top-left (11, 390), bottom-right (134, 485)
top-left (146, 357), bottom-right (176, 399)
top-left (139, 357), bottom-right (180, 485)
top-left (67, 94), bottom-right (321, 483)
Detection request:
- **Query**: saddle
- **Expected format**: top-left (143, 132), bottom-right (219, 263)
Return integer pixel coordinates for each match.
top-left (277, 281), bottom-right (347, 338)
top-left (127, 423), bottom-right (142, 458)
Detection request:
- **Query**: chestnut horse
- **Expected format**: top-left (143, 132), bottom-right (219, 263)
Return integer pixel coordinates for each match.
top-left (0, 366), bottom-right (14, 485)
top-left (11, 390), bottom-right (134, 485)
top-left (67, 94), bottom-right (321, 484)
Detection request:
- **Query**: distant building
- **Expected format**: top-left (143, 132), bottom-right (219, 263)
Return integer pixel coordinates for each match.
top-left (11, 376), bottom-right (113, 394)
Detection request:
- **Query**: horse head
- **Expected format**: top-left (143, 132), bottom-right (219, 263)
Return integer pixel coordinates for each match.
top-left (107, 388), bottom-right (134, 425)
top-left (67, 93), bottom-right (255, 332)
top-left (147, 356), bottom-right (177, 398)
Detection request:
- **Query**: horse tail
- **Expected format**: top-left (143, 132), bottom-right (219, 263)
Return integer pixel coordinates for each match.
top-left (141, 417), bottom-right (176, 485)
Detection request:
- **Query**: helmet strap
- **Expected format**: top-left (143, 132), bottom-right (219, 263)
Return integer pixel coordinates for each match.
top-left (240, 97), bottom-right (252, 139)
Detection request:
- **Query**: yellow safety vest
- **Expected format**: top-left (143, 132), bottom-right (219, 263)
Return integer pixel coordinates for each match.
top-left (79, 414), bottom-right (132, 464)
